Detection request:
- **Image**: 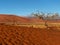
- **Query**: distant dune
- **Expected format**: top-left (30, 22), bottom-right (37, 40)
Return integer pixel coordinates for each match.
top-left (0, 14), bottom-right (31, 23)
top-left (0, 14), bottom-right (59, 23)
top-left (0, 14), bottom-right (44, 23)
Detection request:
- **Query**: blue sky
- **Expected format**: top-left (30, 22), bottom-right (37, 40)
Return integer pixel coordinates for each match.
top-left (0, 0), bottom-right (60, 16)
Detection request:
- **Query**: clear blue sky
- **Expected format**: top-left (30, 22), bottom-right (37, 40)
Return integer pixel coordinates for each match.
top-left (0, 0), bottom-right (60, 16)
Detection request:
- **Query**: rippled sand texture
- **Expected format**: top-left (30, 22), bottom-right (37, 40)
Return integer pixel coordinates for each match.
top-left (0, 25), bottom-right (60, 45)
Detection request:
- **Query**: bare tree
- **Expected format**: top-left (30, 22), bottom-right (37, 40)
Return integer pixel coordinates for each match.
top-left (31, 11), bottom-right (45, 20)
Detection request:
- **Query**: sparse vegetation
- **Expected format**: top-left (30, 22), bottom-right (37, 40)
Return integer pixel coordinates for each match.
top-left (30, 11), bottom-right (60, 29)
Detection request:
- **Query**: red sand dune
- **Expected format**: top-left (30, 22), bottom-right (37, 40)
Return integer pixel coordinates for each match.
top-left (0, 14), bottom-right (31, 23)
top-left (0, 14), bottom-right (60, 23)
top-left (0, 14), bottom-right (44, 23)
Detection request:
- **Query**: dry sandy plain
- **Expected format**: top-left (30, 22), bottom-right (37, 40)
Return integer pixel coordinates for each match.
top-left (0, 14), bottom-right (60, 45)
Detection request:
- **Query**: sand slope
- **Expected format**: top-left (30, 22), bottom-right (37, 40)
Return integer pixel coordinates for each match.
top-left (0, 25), bottom-right (60, 45)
